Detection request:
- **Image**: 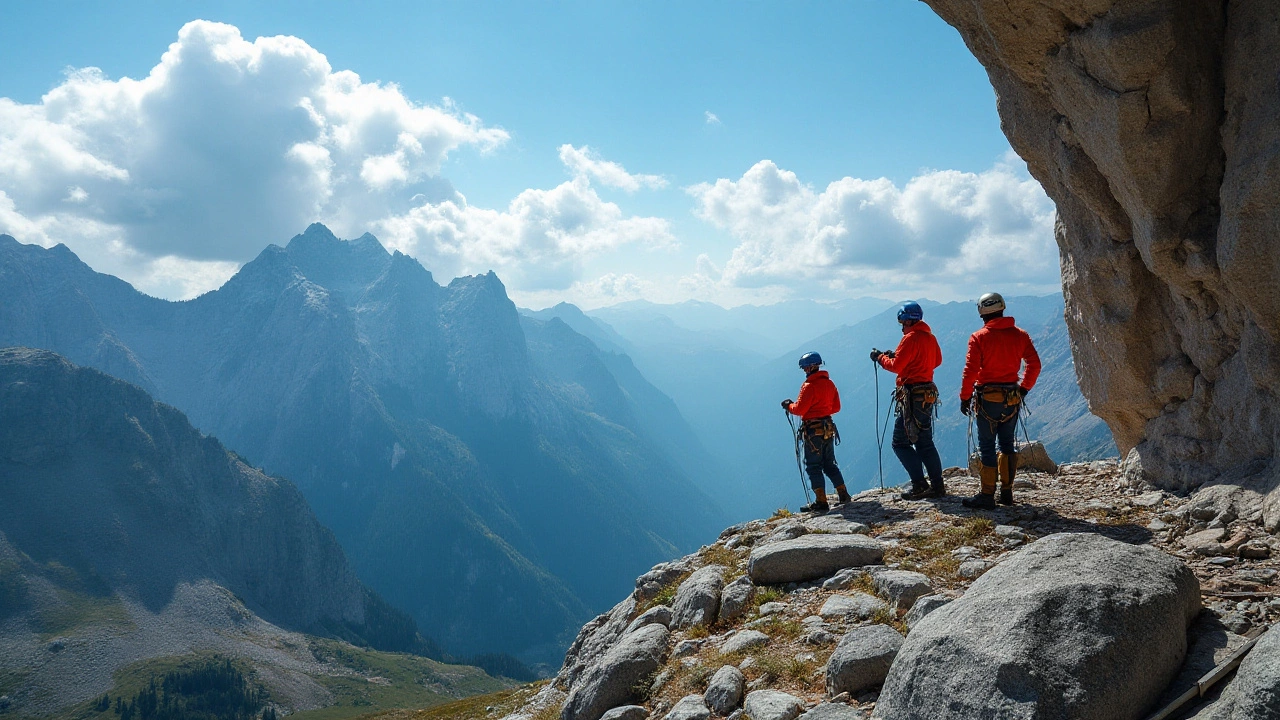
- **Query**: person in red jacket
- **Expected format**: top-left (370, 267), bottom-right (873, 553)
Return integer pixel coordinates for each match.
top-left (782, 352), bottom-right (852, 513)
top-left (871, 301), bottom-right (945, 500)
top-left (959, 292), bottom-right (1042, 508)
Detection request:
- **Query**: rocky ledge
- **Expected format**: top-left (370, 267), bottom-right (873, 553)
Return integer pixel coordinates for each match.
top-left (500, 457), bottom-right (1280, 720)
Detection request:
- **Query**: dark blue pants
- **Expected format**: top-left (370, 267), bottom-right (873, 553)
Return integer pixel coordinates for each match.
top-left (892, 393), bottom-right (943, 486)
top-left (977, 397), bottom-right (1019, 467)
top-left (803, 427), bottom-right (845, 493)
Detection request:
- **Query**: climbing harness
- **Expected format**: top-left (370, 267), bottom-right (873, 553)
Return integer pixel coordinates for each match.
top-left (785, 409), bottom-right (814, 506)
top-left (893, 382), bottom-right (939, 446)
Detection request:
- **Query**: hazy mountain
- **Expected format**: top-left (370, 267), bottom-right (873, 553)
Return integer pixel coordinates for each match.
top-left (580, 295), bottom-right (1114, 519)
top-left (0, 227), bottom-right (726, 663)
top-left (0, 348), bottom-right (506, 716)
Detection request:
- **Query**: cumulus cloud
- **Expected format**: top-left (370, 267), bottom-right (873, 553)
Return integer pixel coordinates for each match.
top-left (376, 176), bottom-right (676, 291)
top-left (558, 144), bottom-right (666, 191)
top-left (687, 154), bottom-right (1058, 298)
top-left (0, 20), bottom-right (505, 294)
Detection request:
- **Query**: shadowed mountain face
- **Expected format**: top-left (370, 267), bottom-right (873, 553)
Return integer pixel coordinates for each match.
top-left (0, 347), bottom-right (421, 648)
top-left (0, 226), bottom-right (726, 662)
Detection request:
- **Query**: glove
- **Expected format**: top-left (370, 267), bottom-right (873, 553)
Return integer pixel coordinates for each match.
top-left (870, 349), bottom-right (882, 362)
top-left (781, 399), bottom-right (793, 410)
top-left (884, 350), bottom-right (896, 359)
top-left (959, 397), bottom-right (971, 416)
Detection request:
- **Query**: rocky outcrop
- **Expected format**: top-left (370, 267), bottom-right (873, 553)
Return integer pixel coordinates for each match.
top-left (1189, 626), bottom-right (1280, 720)
top-left (875, 533), bottom-right (1201, 720)
top-left (748, 535), bottom-right (885, 585)
top-left (920, 1), bottom-right (1280, 506)
top-left (671, 566), bottom-right (725, 629)
top-left (561, 624), bottom-right (670, 720)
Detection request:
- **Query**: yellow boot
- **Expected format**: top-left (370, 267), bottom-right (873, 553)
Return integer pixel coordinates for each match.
top-left (962, 465), bottom-right (997, 509)
top-left (998, 453), bottom-right (1015, 506)
top-left (802, 488), bottom-right (829, 513)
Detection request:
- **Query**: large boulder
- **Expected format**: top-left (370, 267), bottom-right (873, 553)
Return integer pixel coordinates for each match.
top-left (662, 696), bottom-right (710, 720)
top-left (743, 690), bottom-right (805, 720)
top-left (874, 533), bottom-right (1201, 720)
top-left (562, 624), bottom-right (670, 720)
top-left (902, 595), bottom-right (951, 631)
top-left (561, 596), bottom-right (639, 687)
top-left (672, 566), bottom-right (725, 629)
top-left (720, 629), bottom-right (769, 655)
top-left (719, 575), bottom-right (756, 624)
top-left (704, 665), bottom-right (745, 715)
top-left (1189, 626), bottom-right (1280, 719)
top-left (748, 535), bottom-right (884, 585)
top-left (825, 624), bottom-right (904, 696)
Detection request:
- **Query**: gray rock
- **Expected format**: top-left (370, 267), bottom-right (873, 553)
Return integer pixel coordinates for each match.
top-left (625, 605), bottom-right (673, 635)
top-left (672, 565), bottom-right (725, 629)
top-left (636, 561), bottom-right (694, 602)
top-left (804, 516), bottom-right (871, 535)
top-left (720, 629), bottom-right (769, 654)
top-left (1183, 528), bottom-right (1228, 555)
top-left (758, 601), bottom-right (787, 616)
top-left (874, 533), bottom-right (1201, 720)
top-left (871, 570), bottom-right (932, 610)
top-left (798, 704), bottom-right (864, 720)
top-left (993, 525), bottom-right (1026, 540)
top-left (1133, 491), bottom-right (1165, 508)
top-left (819, 592), bottom-right (886, 620)
top-left (762, 521), bottom-right (810, 545)
top-left (673, 639), bottom-right (704, 659)
top-left (801, 629), bottom-right (838, 645)
top-left (562, 624), bottom-right (670, 720)
top-left (1013, 441), bottom-right (1057, 475)
top-left (957, 559), bottom-right (990, 579)
top-left (743, 690), bottom-right (805, 720)
top-left (825, 624), bottom-right (904, 696)
top-left (1190, 625), bottom-right (1280, 719)
top-left (748, 535), bottom-right (884, 585)
top-left (902, 594), bottom-right (951, 631)
top-left (822, 567), bottom-right (869, 591)
top-left (663, 696), bottom-right (710, 720)
top-left (719, 575), bottom-right (756, 624)
top-left (704, 665), bottom-right (746, 715)
top-left (601, 707), bottom-right (649, 720)
top-left (562, 596), bottom-right (641, 687)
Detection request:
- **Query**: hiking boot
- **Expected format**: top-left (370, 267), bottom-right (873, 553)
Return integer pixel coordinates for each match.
top-left (928, 481), bottom-right (946, 498)
top-left (801, 499), bottom-right (830, 513)
top-left (962, 492), bottom-right (996, 509)
top-left (998, 488), bottom-right (1014, 506)
top-left (834, 485), bottom-right (853, 504)
top-left (900, 483), bottom-right (931, 501)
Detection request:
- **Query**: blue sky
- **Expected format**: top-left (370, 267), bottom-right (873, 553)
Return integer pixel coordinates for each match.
top-left (0, 1), bottom-right (1061, 307)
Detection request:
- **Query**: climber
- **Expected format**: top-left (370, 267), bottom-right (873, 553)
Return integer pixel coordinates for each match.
top-left (959, 292), bottom-right (1042, 509)
top-left (871, 301), bottom-right (945, 500)
top-left (782, 352), bottom-right (852, 513)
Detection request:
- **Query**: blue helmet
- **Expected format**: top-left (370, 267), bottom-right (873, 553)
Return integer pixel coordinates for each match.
top-left (798, 351), bottom-right (823, 369)
top-left (897, 301), bottom-right (924, 323)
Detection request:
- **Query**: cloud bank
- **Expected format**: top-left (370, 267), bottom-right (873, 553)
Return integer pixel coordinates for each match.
top-left (686, 154), bottom-right (1059, 300)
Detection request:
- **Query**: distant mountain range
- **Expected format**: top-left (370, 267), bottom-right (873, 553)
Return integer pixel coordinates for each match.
top-left (0, 348), bottom-right (505, 716)
top-left (533, 295), bottom-right (1115, 519)
top-left (0, 226), bottom-right (727, 663)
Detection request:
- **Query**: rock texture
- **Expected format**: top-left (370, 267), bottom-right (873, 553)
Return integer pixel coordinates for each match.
top-left (671, 566), bottom-right (725, 629)
top-left (921, 0), bottom-right (1280, 509)
top-left (704, 666), bottom-right (745, 715)
top-left (875, 533), bottom-right (1201, 720)
top-left (1190, 626), bottom-right (1280, 719)
top-left (562, 624), bottom-right (670, 720)
top-left (718, 576), bottom-right (755, 624)
top-left (748, 535), bottom-right (885, 585)
top-left (825, 625), bottom-right (904, 697)
top-left (743, 690), bottom-right (805, 720)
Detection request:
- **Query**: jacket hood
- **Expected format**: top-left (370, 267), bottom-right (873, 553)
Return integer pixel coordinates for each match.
top-left (904, 321), bottom-right (933, 335)
top-left (984, 316), bottom-right (1016, 329)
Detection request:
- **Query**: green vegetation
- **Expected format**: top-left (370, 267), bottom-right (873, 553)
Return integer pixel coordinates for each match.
top-left (106, 657), bottom-right (268, 720)
top-left (637, 571), bottom-right (691, 613)
top-left (752, 586), bottom-right (784, 607)
top-left (886, 515), bottom-right (997, 583)
top-left (356, 683), bottom-right (545, 720)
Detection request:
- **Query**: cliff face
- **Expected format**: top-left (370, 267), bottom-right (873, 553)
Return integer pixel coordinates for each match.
top-left (920, 1), bottom-right (1280, 501)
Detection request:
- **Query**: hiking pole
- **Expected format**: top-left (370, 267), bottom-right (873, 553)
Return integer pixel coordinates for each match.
top-left (873, 360), bottom-right (885, 489)
top-left (786, 410), bottom-right (813, 506)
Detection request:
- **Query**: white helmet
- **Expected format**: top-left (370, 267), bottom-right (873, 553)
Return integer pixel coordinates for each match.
top-left (978, 292), bottom-right (1006, 317)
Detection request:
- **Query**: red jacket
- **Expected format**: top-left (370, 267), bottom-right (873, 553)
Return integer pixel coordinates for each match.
top-left (877, 321), bottom-right (942, 386)
top-left (960, 316), bottom-right (1042, 400)
top-left (787, 370), bottom-right (841, 420)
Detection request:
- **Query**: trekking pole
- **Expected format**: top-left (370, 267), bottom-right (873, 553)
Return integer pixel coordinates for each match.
top-left (786, 410), bottom-right (814, 506)
top-left (873, 361), bottom-right (885, 489)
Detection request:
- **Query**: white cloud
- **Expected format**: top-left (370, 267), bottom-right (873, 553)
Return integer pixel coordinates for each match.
top-left (376, 176), bottom-right (676, 291)
top-left (0, 20), bottom-right (505, 281)
top-left (687, 153), bottom-right (1058, 299)
top-left (705, 111), bottom-right (721, 125)
top-left (557, 144), bottom-right (666, 192)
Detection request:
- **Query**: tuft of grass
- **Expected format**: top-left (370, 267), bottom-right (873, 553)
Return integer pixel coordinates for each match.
top-left (685, 623), bottom-right (710, 639)
top-left (700, 545), bottom-right (745, 581)
top-left (756, 616), bottom-right (804, 642)
top-left (770, 508), bottom-right (793, 520)
top-left (870, 607), bottom-right (908, 636)
top-left (751, 651), bottom-right (816, 684)
top-left (886, 514), bottom-right (998, 585)
top-left (753, 586), bottom-right (784, 607)
top-left (530, 700), bottom-right (562, 720)
top-left (678, 664), bottom-right (715, 693)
